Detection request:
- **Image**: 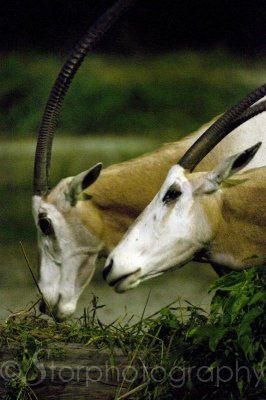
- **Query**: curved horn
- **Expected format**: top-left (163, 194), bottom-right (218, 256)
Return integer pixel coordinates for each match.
top-left (33, 0), bottom-right (136, 196)
top-left (178, 84), bottom-right (266, 171)
top-left (219, 99), bottom-right (266, 146)
top-left (231, 98), bottom-right (266, 127)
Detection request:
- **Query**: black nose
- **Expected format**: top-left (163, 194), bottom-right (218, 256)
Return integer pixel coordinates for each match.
top-left (103, 258), bottom-right (113, 281)
top-left (39, 299), bottom-right (47, 314)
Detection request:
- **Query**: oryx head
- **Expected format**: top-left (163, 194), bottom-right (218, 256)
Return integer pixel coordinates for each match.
top-left (33, 163), bottom-right (104, 320)
top-left (103, 143), bottom-right (261, 292)
top-left (32, 0), bottom-right (136, 320)
top-left (103, 84), bottom-right (266, 292)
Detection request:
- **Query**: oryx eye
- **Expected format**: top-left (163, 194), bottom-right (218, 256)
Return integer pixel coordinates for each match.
top-left (38, 215), bottom-right (54, 236)
top-left (162, 186), bottom-right (182, 204)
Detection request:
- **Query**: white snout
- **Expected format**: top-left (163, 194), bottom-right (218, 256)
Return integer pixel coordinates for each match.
top-left (54, 300), bottom-right (77, 321)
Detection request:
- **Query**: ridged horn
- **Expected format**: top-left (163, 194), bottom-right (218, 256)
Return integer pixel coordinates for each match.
top-left (231, 98), bottom-right (266, 128)
top-left (33, 0), bottom-right (136, 196)
top-left (178, 84), bottom-right (266, 171)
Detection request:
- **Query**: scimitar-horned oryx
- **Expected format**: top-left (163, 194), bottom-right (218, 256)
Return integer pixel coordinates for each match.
top-left (32, 0), bottom-right (266, 320)
top-left (103, 107), bottom-right (266, 292)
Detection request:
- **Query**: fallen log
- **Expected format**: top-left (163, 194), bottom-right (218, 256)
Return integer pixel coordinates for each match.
top-left (0, 343), bottom-right (135, 400)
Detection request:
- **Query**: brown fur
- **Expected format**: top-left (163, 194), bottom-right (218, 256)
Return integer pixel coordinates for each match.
top-left (203, 168), bottom-right (266, 268)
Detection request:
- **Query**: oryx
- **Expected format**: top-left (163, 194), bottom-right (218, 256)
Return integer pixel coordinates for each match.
top-left (103, 100), bottom-right (266, 292)
top-left (32, 0), bottom-right (266, 320)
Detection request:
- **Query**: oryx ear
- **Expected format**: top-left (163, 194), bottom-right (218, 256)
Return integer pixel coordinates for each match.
top-left (202, 142), bottom-right (261, 193)
top-left (66, 163), bottom-right (102, 206)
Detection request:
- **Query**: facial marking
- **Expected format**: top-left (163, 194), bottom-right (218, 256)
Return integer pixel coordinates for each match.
top-left (162, 183), bottom-right (182, 204)
top-left (38, 213), bottom-right (55, 236)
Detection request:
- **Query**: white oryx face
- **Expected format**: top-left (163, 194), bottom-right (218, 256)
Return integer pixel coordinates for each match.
top-left (32, 165), bottom-right (103, 321)
top-left (103, 145), bottom-right (260, 292)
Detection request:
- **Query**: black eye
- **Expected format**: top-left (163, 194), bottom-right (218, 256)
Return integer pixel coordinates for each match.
top-left (39, 216), bottom-right (54, 236)
top-left (162, 186), bottom-right (182, 204)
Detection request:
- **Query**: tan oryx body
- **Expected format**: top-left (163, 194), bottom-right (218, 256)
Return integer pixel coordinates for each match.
top-left (103, 144), bottom-right (266, 292)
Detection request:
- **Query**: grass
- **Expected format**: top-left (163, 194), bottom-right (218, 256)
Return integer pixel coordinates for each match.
top-left (1, 50), bottom-right (265, 139)
top-left (0, 265), bottom-right (265, 399)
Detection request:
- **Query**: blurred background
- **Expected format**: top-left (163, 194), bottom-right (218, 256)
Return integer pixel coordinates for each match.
top-left (0, 0), bottom-right (265, 322)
